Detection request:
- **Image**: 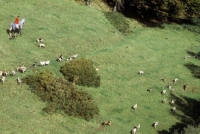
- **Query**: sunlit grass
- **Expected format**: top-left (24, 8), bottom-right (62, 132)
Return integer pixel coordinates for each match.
top-left (0, 0), bottom-right (200, 133)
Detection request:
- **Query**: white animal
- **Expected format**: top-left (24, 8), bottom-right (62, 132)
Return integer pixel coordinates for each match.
top-left (66, 57), bottom-right (72, 62)
top-left (38, 43), bottom-right (45, 48)
top-left (96, 68), bottom-right (99, 71)
top-left (40, 61), bottom-right (46, 66)
top-left (1, 76), bottom-right (6, 84)
top-left (11, 69), bottom-right (16, 76)
top-left (17, 77), bottom-right (21, 85)
top-left (173, 78), bottom-right (178, 83)
top-left (0, 71), bottom-right (2, 76)
top-left (172, 107), bottom-right (176, 112)
top-left (36, 38), bottom-right (43, 43)
top-left (138, 70), bottom-right (144, 74)
top-left (3, 71), bottom-right (9, 76)
top-left (45, 61), bottom-right (50, 65)
top-left (163, 98), bottom-right (166, 103)
top-left (161, 89), bottom-right (166, 95)
top-left (131, 128), bottom-right (137, 134)
top-left (57, 55), bottom-right (63, 62)
top-left (137, 124), bottom-right (140, 130)
top-left (171, 100), bottom-right (175, 104)
top-left (132, 104), bottom-right (137, 110)
top-left (71, 54), bottom-right (78, 59)
top-left (154, 121), bottom-right (159, 129)
top-left (168, 83), bottom-right (172, 90)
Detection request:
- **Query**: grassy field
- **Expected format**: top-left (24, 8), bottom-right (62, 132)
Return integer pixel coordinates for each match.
top-left (0, 0), bottom-right (200, 133)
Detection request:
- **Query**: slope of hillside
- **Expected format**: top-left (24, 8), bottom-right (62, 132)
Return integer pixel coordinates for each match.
top-left (0, 0), bottom-right (200, 134)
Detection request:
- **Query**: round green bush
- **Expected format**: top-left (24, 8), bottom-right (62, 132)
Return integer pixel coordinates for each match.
top-left (23, 70), bottom-right (99, 120)
top-left (60, 58), bottom-right (100, 87)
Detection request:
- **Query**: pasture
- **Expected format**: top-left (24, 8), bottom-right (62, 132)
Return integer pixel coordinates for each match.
top-left (0, 0), bottom-right (200, 133)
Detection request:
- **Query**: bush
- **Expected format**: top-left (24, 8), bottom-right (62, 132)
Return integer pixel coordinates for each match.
top-left (23, 70), bottom-right (99, 120)
top-left (60, 58), bottom-right (100, 87)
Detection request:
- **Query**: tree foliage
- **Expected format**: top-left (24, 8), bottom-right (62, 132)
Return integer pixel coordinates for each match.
top-left (104, 0), bottom-right (200, 24)
top-left (23, 70), bottom-right (99, 120)
top-left (60, 58), bottom-right (100, 87)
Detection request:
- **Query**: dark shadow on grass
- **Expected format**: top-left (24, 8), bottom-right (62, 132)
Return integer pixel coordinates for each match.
top-left (104, 12), bottom-right (132, 35)
top-left (184, 63), bottom-right (200, 79)
top-left (159, 93), bottom-right (200, 133)
top-left (186, 51), bottom-right (200, 59)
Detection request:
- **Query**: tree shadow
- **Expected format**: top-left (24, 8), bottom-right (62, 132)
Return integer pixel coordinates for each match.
top-left (184, 63), bottom-right (200, 79)
top-left (186, 51), bottom-right (200, 59)
top-left (160, 93), bottom-right (200, 133)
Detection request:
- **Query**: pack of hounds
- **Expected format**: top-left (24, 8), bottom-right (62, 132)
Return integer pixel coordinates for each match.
top-left (0, 38), bottom-right (78, 85)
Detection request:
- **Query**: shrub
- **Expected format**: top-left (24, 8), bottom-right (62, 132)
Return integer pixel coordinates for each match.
top-left (60, 58), bottom-right (100, 87)
top-left (23, 70), bottom-right (99, 120)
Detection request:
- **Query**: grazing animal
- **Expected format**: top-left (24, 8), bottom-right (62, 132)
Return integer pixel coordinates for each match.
top-left (154, 121), bottom-right (159, 129)
top-left (132, 104), bottom-right (137, 110)
top-left (138, 70), bottom-right (144, 74)
top-left (173, 78), bottom-right (178, 83)
top-left (1, 76), bottom-right (6, 84)
top-left (30, 62), bottom-right (37, 68)
top-left (38, 43), bottom-right (45, 48)
top-left (183, 84), bottom-right (188, 90)
top-left (9, 18), bottom-right (25, 38)
top-left (96, 68), bottom-right (99, 71)
top-left (102, 120), bottom-right (111, 126)
top-left (36, 38), bottom-right (43, 43)
top-left (131, 128), bottom-right (137, 134)
top-left (162, 98), bottom-right (166, 103)
top-left (17, 77), bottom-right (21, 85)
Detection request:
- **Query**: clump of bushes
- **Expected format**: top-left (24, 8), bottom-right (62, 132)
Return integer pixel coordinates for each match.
top-left (23, 70), bottom-right (99, 120)
top-left (104, 12), bottom-right (131, 35)
top-left (60, 58), bottom-right (100, 87)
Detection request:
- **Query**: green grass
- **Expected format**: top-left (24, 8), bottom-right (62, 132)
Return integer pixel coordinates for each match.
top-left (0, 0), bottom-right (200, 133)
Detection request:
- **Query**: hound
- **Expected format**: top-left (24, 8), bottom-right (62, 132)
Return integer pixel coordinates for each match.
top-left (57, 55), bottom-right (63, 62)
top-left (45, 61), bottom-right (50, 65)
top-left (102, 120), bottom-right (111, 126)
top-left (162, 98), bottom-right (166, 103)
top-left (17, 77), bottom-right (21, 85)
top-left (38, 43), bottom-right (45, 48)
top-left (131, 128), bottom-right (137, 134)
top-left (132, 104), bottom-right (137, 110)
top-left (138, 70), bottom-right (144, 74)
top-left (154, 121), bottom-right (159, 129)
top-left (173, 78), bottom-right (178, 83)
top-left (36, 38), bottom-right (43, 43)
top-left (1, 76), bottom-right (6, 84)
top-left (30, 62), bottom-right (37, 68)
top-left (161, 89), bottom-right (166, 95)
top-left (40, 61), bottom-right (46, 66)
top-left (11, 69), bottom-right (16, 76)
